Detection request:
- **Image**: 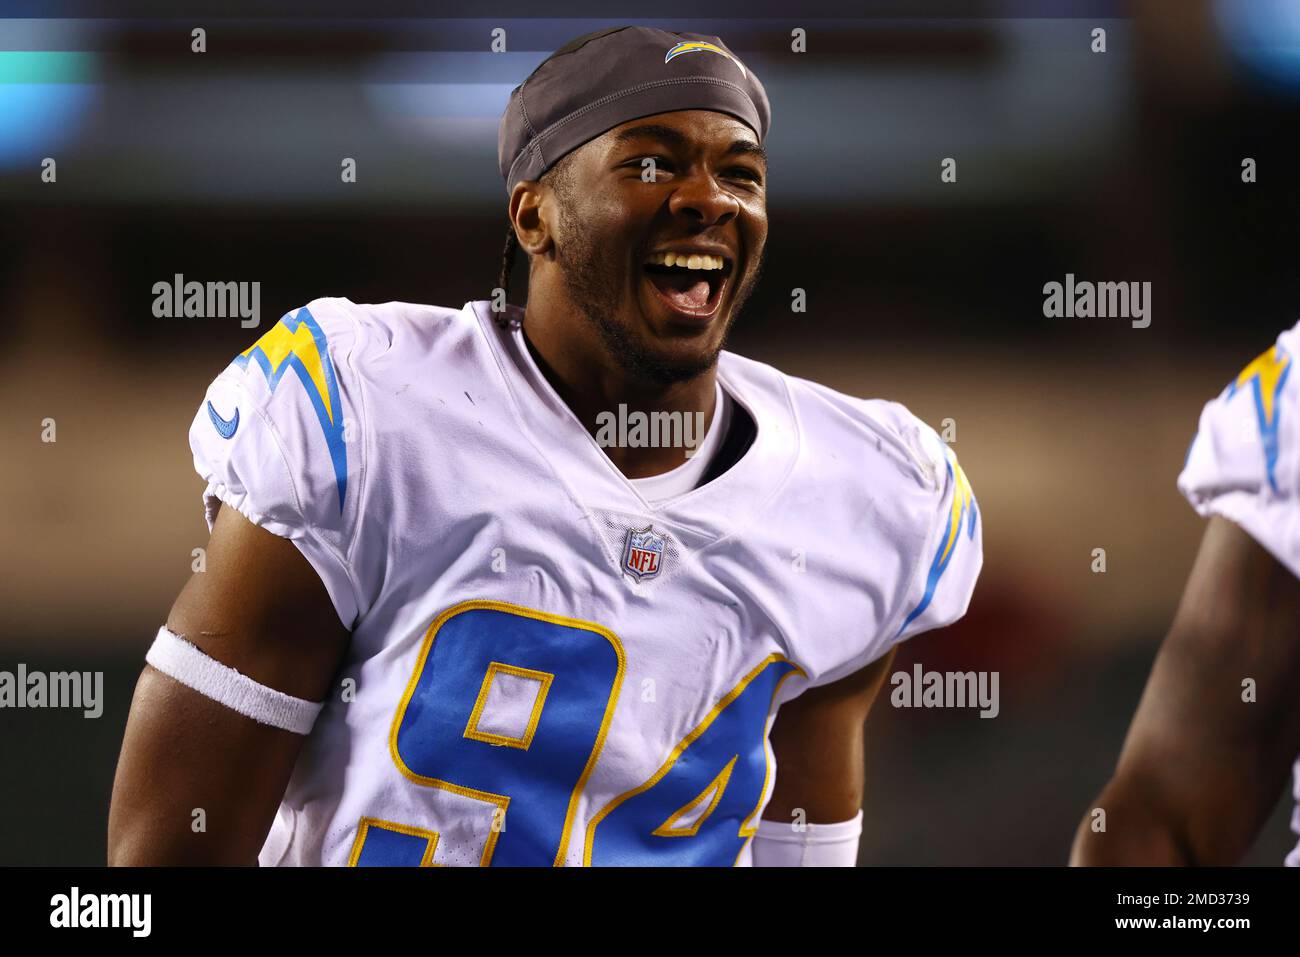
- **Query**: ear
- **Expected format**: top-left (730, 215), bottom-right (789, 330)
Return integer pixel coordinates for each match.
top-left (509, 180), bottom-right (555, 258)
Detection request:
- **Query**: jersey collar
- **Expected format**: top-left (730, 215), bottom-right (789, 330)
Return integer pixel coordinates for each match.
top-left (469, 300), bottom-right (800, 548)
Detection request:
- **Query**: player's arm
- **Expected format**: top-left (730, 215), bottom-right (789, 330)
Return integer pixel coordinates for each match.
top-left (108, 504), bottom-right (350, 866)
top-left (1071, 515), bottom-right (1300, 865)
top-left (755, 647), bottom-right (896, 864)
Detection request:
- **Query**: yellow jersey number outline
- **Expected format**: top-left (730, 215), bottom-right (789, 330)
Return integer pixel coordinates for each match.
top-left (377, 599), bottom-right (625, 867)
top-left (353, 600), bottom-right (801, 867)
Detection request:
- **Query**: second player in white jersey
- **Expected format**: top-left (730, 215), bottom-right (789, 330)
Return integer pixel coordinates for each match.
top-left (1178, 319), bottom-right (1300, 866)
top-left (188, 296), bottom-right (983, 867)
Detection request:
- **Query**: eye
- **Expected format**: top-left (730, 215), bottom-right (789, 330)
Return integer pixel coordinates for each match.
top-left (624, 155), bottom-right (674, 182)
top-left (638, 155), bottom-right (673, 171)
top-left (727, 167), bottom-right (762, 184)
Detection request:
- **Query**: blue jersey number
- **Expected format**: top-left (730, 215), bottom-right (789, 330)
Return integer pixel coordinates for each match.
top-left (349, 599), bottom-right (801, 866)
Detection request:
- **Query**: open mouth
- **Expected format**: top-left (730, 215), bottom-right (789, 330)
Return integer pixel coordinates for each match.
top-left (642, 252), bottom-right (733, 321)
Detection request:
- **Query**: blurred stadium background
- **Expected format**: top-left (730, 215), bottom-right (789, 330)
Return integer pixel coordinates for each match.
top-left (2, 0), bottom-right (1299, 864)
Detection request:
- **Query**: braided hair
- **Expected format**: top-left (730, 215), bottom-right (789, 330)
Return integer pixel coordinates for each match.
top-left (494, 153), bottom-right (574, 327)
top-left (496, 225), bottom-right (519, 320)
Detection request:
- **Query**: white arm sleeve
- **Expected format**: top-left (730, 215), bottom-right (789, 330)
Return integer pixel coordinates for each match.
top-left (751, 810), bottom-right (863, 867)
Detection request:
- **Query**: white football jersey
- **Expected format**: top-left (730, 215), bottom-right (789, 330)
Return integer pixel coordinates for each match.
top-left (1177, 319), bottom-right (1300, 866)
top-left (188, 297), bottom-right (983, 867)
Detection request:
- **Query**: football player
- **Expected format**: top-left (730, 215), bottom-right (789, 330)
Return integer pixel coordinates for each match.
top-left (1072, 325), bottom-right (1300, 865)
top-left (109, 26), bottom-right (981, 867)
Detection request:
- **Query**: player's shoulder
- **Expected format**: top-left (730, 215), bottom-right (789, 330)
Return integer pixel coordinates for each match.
top-left (213, 295), bottom-right (471, 386)
top-left (188, 297), bottom-right (487, 627)
top-left (800, 375), bottom-right (953, 493)
top-left (297, 295), bottom-right (480, 364)
top-left (1181, 318), bottom-right (1300, 499)
top-left (779, 373), bottom-right (982, 652)
top-left (721, 353), bottom-right (981, 675)
top-left (1206, 318), bottom-right (1299, 425)
top-left (721, 350), bottom-right (961, 499)
top-left (1178, 320), bottom-right (1300, 578)
top-left (191, 296), bottom-right (480, 517)
top-left (310, 295), bottom-right (473, 340)
top-left (1214, 318), bottom-right (1297, 413)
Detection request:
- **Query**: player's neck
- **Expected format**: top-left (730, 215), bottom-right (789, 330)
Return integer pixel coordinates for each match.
top-left (519, 317), bottom-right (719, 481)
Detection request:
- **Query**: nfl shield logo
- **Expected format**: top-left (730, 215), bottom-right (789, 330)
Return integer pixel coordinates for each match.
top-left (622, 526), bottom-right (665, 582)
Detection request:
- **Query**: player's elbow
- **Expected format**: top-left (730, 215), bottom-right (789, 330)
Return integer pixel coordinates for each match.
top-left (108, 788), bottom-right (256, 866)
top-left (108, 821), bottom-right (256, 867)
top-left (1070, 773), bottom-right (1196, 866)
top-left (106, 804), bottom-right (176, 866)
top-left (106, 825), bottom-right (156, 867)
top-left (107, 807), bottom-right (181, 866)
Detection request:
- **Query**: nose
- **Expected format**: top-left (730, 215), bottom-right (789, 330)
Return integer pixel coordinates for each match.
top-left (667, 169), bottom-right (740, 228)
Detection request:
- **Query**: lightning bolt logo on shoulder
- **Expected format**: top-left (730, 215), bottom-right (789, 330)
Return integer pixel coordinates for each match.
top-left (1226, 342), bottom-right (1291, 494)
top-left (234, 306), bottom-right (349, 511)
top-left (896, 446), bottom-right (978, 637)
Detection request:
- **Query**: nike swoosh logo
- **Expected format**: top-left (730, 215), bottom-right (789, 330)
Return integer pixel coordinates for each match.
top-left (207, 401), bottom-right (240, 439)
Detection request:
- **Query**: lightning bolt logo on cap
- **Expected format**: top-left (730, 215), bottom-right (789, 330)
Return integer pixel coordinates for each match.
top-left (664, 40), bottom-right (747, 77)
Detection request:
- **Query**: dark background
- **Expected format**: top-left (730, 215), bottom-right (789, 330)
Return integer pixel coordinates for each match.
top-left (2, 0), bottom-right (1299, 864)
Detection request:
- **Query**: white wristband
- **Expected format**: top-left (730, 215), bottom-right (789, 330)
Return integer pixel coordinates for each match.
top-left (752, 809), bottom-right (863, 867)
top-left (145, 626), bottom-right (324, 735)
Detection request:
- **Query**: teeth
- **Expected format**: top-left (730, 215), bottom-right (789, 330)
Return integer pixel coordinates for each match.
top-left (645, 251), bottom-right (726, 271)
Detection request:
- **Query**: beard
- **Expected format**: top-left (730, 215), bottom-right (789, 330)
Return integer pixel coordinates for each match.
top-left (552, 203), bottom-right (764, 387)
